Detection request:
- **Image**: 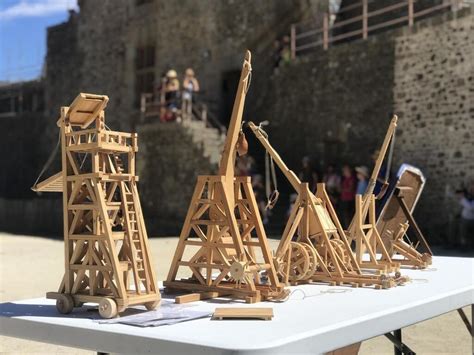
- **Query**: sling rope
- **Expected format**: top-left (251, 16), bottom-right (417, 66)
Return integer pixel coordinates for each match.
top-left (31, 121), bottom-right (112, 190)
top-left (258, 122), bottom-right (279, 210)
top-left (31, 130), bottom-right (61, 191)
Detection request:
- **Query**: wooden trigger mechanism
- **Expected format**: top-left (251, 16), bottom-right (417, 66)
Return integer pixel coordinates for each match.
top-left (249, 121), bottom-right (402, 289)
top-left (34, 93), bottom-right (160, 318)
top-left (164, 51), bottom-right (288, 303)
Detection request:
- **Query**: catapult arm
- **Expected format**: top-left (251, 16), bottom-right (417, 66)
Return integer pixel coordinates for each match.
top-left (365, 115), bottom-right (398, 198)
top-left (248, 122), bottom-right (301, 191)
top-left (347, 115), bottom-right (398, 235)
top-left (218, 51), bottom-right (252, 178)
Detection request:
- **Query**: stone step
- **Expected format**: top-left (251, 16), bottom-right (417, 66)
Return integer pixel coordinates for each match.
top-left (182, 119), bottom-right (225, 166)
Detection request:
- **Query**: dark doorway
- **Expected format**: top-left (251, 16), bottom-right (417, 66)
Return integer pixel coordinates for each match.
top-left (220, 70), bottom-right (241, 126)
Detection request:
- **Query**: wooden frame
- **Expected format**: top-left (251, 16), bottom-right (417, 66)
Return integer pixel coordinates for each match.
top-left (248, 122), bottom-right (401, 289)
top-left (34, 93), bottom-right (160, 318)
top-left (347, 115), bottom-right (401, 274)
top-left (376, 165), bottom-right (433, 268)
top-left (164, 51), bottom-right (287, 303)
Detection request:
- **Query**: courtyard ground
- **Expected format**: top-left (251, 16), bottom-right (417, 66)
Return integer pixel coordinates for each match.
top-left (0, 233), bottom-right (471, 354)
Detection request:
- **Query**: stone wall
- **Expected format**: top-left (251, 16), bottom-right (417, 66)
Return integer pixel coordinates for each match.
top-left (0, 197), bottom-right (62, 236)
top-left (45, 0), bottom-right (326, 131)
top-left (248, 32), bottom-right (396, 175)
top-left (136, 122), bottom-right (215, 235)
top-left (392, 10), bottom-right (474, 238)
top-left (249, 8), bottom-right (473, 243)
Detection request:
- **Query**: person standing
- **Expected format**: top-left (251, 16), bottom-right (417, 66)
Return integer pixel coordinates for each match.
top-left (323, 164), bottom-right (341, 207)
top-left (182, 68), bottom-right (200, 120)
top-left (164, 69), bottom-right (180, 121)
top-left (299, 156), bottom-right (318, 193)
top-left (339, 164), bottom-right (356, 229)
top-left (457, 180), bottom-right (474, 248)
top-left (355, 166), bottom-right (369, 196)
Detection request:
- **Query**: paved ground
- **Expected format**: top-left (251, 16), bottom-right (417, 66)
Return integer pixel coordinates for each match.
top-left (0, 233), bottom-right (472, 354)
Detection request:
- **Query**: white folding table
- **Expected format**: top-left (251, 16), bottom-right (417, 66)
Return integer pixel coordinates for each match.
top-left (1, 256), bottom-right (472, 354)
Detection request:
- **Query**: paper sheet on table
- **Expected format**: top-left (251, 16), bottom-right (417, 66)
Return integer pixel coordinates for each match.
top-left (97, 300), bottom-right (212, 327)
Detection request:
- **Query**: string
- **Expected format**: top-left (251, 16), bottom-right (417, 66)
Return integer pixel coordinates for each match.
top-left (31, 130), bottom-right (61, 190)
top-left (275, 287), bottom-right (352, 302)
top-left (405, 278), bottom-right (429, 284)
top-left (258, 122), bottom-right (279, 209)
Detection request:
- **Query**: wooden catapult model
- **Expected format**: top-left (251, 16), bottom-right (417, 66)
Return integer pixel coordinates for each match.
top-left (164, 51), bottom-right (287, 303)
top-left (345, 115), bottom-right (402, 275)
top-left (376, 164), bottom-right (433, 268)
top-left (33, 93), bottom-right (160, 318)
top-left (248, 122), bottom-right (398, 289)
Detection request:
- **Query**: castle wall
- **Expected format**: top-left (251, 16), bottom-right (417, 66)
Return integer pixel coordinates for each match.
top-left (392, 10), bottom-right (474, 238)
top-left (250, 9), bottom-right (473, 242)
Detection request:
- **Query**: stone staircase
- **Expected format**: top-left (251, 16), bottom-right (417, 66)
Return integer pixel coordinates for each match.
top-left (181, 119), bottom-right (225, 166)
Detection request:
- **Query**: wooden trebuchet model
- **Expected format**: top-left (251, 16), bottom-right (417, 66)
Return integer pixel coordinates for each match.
top-left (376, 164), bottom-right (433, 268)
top-left (248, 122), bottom-right (400, 289)
top-left (164, 51), bottom-right (287, 303)
top-left (346, 115), bottom-right (401, 274)
top-left (33, 93), bottom-right (160, 318)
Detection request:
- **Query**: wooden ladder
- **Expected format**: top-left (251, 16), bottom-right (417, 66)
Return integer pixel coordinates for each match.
top-left (119, 181), bottom-right (150, 294)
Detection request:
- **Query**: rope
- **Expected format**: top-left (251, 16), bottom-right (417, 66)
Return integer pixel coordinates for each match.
top-left (275, 288), bottom-right (352, 302)
top-left (31, 130), bottom-right (61, 191)
top-left (244, 68), bottom-right (252, 94)
top-left (260, 122), bottom-right (279, 210)
top-left (406, 278), bottom-right (429, 284)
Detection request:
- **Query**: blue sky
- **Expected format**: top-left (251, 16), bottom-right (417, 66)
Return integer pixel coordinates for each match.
top-left (0, 0), bottom-right (78, 83)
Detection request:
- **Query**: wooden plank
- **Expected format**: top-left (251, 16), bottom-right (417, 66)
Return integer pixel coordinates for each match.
top-left (33, 171), bottom-right (63, 192)
top-left (212, 307), bottom-right (273, 321)
top-left (175, 291), bottom-right (229, 304)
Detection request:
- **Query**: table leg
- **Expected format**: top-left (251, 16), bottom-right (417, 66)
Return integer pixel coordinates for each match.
top-left (457, 306), bottom-right (473, 336)
top-left (384, 329), bottom-right (415, 355)
top-left (394, 329), bottom-right (402, 355)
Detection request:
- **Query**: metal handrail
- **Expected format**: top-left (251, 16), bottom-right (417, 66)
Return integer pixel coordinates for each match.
top-left (290, 0), bottom-right (466, 56)
top-left (139, 91), bottom-right (225, 133)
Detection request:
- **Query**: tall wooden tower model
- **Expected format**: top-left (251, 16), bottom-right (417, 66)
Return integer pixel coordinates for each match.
top-left (164, 51), bottom-right (287, 303)
top-left (34, 93), bottom-right (160, 318)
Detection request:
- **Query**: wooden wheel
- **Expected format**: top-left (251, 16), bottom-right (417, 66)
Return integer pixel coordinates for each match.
top-left (288, 242), bottom-right (310, 282)
top-left (230, 261), bottom-right (248, 282)
top-left (56, 294), bottom-right (74, 314)
top-left (98, 298), bottom-right (118, 319)
top-left (301, 243), bottom-right (317, 279)
top-left (145, 300), bottom-right (160, 310)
